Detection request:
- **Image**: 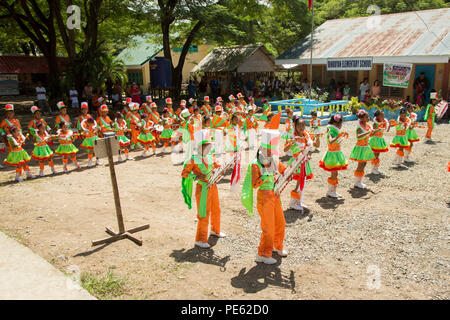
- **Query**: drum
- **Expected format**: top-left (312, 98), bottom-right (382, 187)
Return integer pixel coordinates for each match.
top-left (154, 125), bottom-right (164, 133)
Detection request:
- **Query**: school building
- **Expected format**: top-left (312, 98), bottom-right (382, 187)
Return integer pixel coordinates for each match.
top-left (275, 8), bottom-right (450, 101)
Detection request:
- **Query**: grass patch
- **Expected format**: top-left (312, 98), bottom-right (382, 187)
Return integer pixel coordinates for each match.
top-left (81, 270), bottom-right (126, 300)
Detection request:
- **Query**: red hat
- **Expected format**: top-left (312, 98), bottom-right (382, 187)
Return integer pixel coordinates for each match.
top-left (237, 93), bottom-right (245, 99)
top-left (100, 104), bottom-right (109, 112)
top-left (216, 97), bottom-right (223, 102)
top-left (30, 106), bottom-right (39, 113)
top-left (126, 97), bottom-right (132, 104)
top-left (166, 98), bottom-right (173, 105)
top-left (81, 102), bottom-right (89, 109)
top-left (204, 96), bottom-right (210, 102)
top-left (151, 102), bottom-right (157, 109)
top-left (229, 95), bottom-right (236, 102)
top-left (57, 101), bottom-right (66, 110)
top-left (5, 104), bottom-right (14, 111)
top-left (215, 104), bottom-right (223, 112)
top-left (180, 100), bottom-right (187, 107)
top-left (146, 95), bottom-right (153, 102)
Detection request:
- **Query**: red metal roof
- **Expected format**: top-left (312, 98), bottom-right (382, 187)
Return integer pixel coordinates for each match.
top-left (0, 56), bottom-right (69, 74)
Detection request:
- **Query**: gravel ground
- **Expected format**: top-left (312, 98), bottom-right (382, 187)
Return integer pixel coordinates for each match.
top-left (0, 113), bottom-right (448, 300)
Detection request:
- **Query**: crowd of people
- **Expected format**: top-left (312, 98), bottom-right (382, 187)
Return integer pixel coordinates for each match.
top-left (1, 89), bottom-right (446, 264)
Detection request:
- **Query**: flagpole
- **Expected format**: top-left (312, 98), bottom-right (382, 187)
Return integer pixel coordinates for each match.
top-left (309, 0), bottom-right (314, 101)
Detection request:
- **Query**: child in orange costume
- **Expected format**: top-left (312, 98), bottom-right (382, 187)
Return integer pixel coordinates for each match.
top-left (114, 112), bottom-right (133, 162)
top-left (319, 114), bottom-right (349, 198)
top-left (349, 110), bottom-right (377, 189)
top-left (126, 103), bottom-right (142, 149)
top-left (369, 110), bottom-right (390, 175)
top-left (309, 111), bottom-right (322, 149)
top-left (148, 102), bottom-right (161, 144)
top-left (54, 122), bottom-right (80, 173)
top-left (31, 121), bottom-right (57, 176)
top-left (424, 92), bottom-right (438, 141)
top-left (201, 96), bottom-right (212, 116)
top-left (4, 125), bottom-right (34, 182)
top-left (80, 117), bottom-right (101, 167)
top-left (242, 130), bottom-right (287, 265)
top-left (0, 104), bottom-right (22, 168)
top-left (390, 108), bottom-right (411, 169)
top-left (137, 114), bottom-right (157, 157)
top-left (181, 129), bottom-right (224, 249)
top-left (54, 101), bottom-right (72, 130)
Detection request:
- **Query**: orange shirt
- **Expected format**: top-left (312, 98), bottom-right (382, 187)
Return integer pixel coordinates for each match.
top-left (181, 155), bottom-right (221, 183)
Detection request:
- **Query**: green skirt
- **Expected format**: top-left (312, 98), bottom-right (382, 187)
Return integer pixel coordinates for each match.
top-left (4, 149), bottom-right (31, 166)
top-left (117, 135), bottom-right (130, 147)
top-left (287, 158), bottom-right (313, 180)
top-left (32, 145), bottom-right (54, 161)
top-left (350, 145), bottom-right (375, 162)
top-left (319, 151), bottom-right (348, 171)
top-left (258, 114), bottom-right (268, 122)
top-left (369, 136), bottom-right (389, 153)
top-left (137, 132), bottom-right (155, 144)
top-left (406, 129), bottom-right (420, 143)
top-left (390, 135), bottom-right (410, 148)
top-left (55, 144), bottom-right (79, 156)
top-left (80, 136), bottom-right (99, 150)
top-left (160, 129), bottom-right (174, 141)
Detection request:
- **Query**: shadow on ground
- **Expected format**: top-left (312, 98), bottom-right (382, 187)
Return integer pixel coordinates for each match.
top-left (315, 197), bottom-right (345, 210)
top-left (231, 260), bottom-right (296, 294)
top-left (170, 247), bottom-right (230, 271)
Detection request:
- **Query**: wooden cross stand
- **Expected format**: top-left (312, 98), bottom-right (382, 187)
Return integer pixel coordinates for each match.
top-left (92, 134), bottom-right (149, 246)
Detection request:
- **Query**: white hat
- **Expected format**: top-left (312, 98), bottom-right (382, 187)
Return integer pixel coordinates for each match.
top-left (430, 92), bottom-right (438, 100)
top-left (181, 109), bottom-right (191, 118)
top-left (260, 129), bottom-right (280, 155)
top-left (194, 129), bottom-right (214, 148)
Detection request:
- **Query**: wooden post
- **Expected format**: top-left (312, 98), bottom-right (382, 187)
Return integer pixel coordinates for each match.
top-left (105, 137), bottom-right (125, 234)
top-left (92, 136), bottom-right (149, 247)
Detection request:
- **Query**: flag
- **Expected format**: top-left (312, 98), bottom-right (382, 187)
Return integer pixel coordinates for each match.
top-left (265, 112), bottom-right (282, 130)
top-left (230, 152), bottom-right (241, 190)
top-left (308, 0), bottom-right (313, 11)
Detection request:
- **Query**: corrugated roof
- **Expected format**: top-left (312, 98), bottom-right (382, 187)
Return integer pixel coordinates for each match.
top-left (0, 56), bottom-right (68, 74)
top-left (117, 36), bottom-right (162, 66)
top-left (277, 8), bottom-right (450, 63)
top-left (192, 45), bottom-right (275, 72)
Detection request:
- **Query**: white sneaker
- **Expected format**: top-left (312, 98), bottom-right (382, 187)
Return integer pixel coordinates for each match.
top-left (354, 181), bottom-right (366, 189)
top-left (273, 249), bottom-right (288, 257)
top-left (87, 159), bottom-right (93, 167)
top-left (39, 170), bottom-right (44, 177)
top-left (404, 158), bottom-right (414, 163)
top-left (155, 150), bottom-right (161, 155)
top-left (162, 147), bottom-right (167, 153)
top-left (96, 160), bottom-right (102, 166)
top-left (255, 255), bottom-right (277, 265)
top-left (15, 176), bottom-right (24, 182)
top-left (26, 172), bottom-right (35, 179)
top-left (299, 202), bottom-right (308, 209)
top-left (195, 241), bottom-right (211, 249)
top-left (141, 151), bottom-right (147, 157)
top-left (210, 231), bottom-right (226, 238)
top-left (126, 155), bottom-right (134, 161)
top-left (372, 168), bottom-right (381, 175)
top-left (118, 155), bottom-right (124, 162)
top-left (51, 168), bottom-right (57, 174)
top-left (288, 199), bottom-right (298, 210)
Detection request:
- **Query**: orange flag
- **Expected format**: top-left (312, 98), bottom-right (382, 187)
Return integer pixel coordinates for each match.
top-left (265, 112), bottom-right (281, 130)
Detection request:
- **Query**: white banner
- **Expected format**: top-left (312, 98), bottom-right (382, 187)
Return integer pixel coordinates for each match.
top-left (327, 58), bottom-right (373, 71)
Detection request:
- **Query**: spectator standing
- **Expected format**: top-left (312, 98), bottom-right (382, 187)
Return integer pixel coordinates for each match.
top-left (130, 83), bottom-right (141, 104)
top-left (370, 80), bottom-right (381, 98)
top-left (273, 77), bottom-right (282, 97)
top-left (210, 77), bottom-right (220, 100)
top-left (245, 78), bottom-right (255, 98)
top-left (69, 85), bottom-right (79, 109)
top-left (199, 77), bottom-right (208, 97)
top-left (36, 82), bottom-right (51, 114)
top-left (188, 80), bottom-right (196, 99)
top-left (302, 78), bottom-right (310, 91)
top-left (82, 82), bottom-right (93, 112)
top-left (112, 81), bottom-right (122, 110)
top-left (359, 78), bottom-right (370, 102)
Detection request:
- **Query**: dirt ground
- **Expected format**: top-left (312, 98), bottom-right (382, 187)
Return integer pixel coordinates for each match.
top-left (0, 112), bottom-right (449, 300)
